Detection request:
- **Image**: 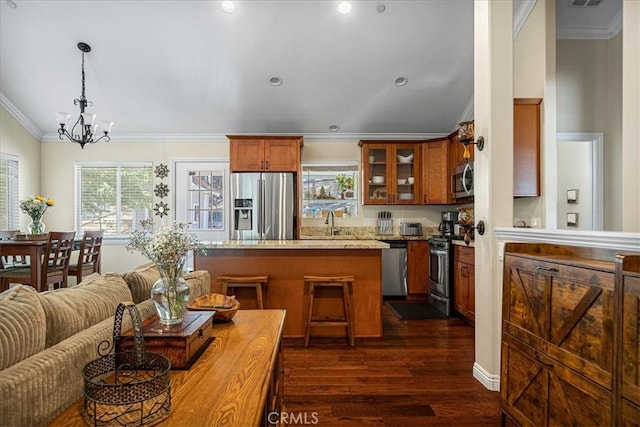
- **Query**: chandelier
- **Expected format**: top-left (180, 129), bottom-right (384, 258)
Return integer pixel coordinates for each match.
top-left (56, 42), bottom-right (113, 149)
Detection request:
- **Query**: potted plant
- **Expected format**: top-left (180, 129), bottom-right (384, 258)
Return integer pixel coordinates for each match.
top-left (335, 174), bottom-right (355, 199)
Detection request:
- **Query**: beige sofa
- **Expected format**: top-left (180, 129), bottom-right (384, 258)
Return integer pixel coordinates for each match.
top-left (0, 263), bottom-right (210, 426)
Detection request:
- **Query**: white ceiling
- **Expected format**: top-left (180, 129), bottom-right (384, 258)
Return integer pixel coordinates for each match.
top-left (0, 0), bottom-right (622, 143)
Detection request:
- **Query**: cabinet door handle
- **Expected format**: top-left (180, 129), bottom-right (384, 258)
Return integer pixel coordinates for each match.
top-left (534, 353), bottom-right (554, 368)
top-left (265, 160), bottom-right (269, 170)
top-left (423, 194), bottom-right (427, 204)
top-left (535, 265), bottom-right (558, 273)
top-left (261, 160), bottom-right (265, 170)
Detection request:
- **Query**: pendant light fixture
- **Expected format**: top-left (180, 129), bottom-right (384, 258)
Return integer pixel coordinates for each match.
top-left (56, 42), bottom-right (113, 149)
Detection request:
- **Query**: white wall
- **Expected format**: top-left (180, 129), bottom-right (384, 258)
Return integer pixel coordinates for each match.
top-left (557, 140), bottom-right (592, 230)
top-left (556, 35), bottom-right (623, 230)
top-left (512, 0), bottom-right (546, 228)
top-left (37, 139), bottom-right (229, 273)
top-left (0, 107), bottom-right (41, 231)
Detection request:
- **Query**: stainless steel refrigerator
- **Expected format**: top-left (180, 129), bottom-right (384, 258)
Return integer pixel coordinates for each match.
top-left (230, 172), bottom-right (296, 240)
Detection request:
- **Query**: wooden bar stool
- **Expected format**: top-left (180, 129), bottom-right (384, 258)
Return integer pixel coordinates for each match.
top-left (303, 275), bottom-right (355, 347)
top-left (216, 275), bottom-right (269, 309)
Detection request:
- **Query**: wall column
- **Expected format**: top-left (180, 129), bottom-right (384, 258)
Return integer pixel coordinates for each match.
top-left (472, 0), bottom-right (513, 390)
top-left (622, 0), bottom-right (640, 232)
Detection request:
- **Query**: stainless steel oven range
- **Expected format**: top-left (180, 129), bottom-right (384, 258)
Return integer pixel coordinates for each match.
top-left (428, 235), bottom-right (453, 316)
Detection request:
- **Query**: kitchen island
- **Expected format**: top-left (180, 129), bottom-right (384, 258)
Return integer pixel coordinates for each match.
top-left (194, 240), bottom-right (389, 338)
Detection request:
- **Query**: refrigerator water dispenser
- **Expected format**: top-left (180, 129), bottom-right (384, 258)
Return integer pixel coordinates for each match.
top-left (234, 199), bottom-right (253, 230)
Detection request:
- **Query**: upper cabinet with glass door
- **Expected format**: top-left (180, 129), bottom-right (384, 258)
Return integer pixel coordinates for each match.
top-left (359, 141), bottom-right (421, 205)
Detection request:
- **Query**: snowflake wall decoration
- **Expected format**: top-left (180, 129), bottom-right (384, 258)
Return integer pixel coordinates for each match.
top-left (154, 202), bottom-right (169, 217)
top-left (154, 164), bottom-right (169, 179)
top-left (154, 183), bottom-right (169, 198)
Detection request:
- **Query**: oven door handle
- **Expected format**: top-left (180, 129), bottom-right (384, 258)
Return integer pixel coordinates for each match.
top-left (438, 254), bottom-right (446, 288)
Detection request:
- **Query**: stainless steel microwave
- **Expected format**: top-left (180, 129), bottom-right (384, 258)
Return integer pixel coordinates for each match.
top-left (452, 162), bottom-right (474, 198)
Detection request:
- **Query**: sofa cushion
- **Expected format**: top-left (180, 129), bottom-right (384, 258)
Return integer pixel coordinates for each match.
top-left (0, 299), bottom-right (156, 426)
top-left (38, 273), bottom-right (134, 348)
top-left (122, 263), bottom-right (211, 304)
top-left (0, 285), bottom-right (46, 371)
top-left (122, 262), bottom-right (160, 304)
top-left (184, 270), bottom-right (211, 302)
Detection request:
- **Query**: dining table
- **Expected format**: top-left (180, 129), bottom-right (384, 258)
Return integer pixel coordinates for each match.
top-left (0, 237), bottom-right (84, 292)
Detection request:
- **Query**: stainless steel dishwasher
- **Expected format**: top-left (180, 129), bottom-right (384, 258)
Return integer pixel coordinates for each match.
top-left (381, 240), bottom-right (407, 297)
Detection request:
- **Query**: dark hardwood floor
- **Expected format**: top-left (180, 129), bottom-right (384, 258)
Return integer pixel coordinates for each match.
top-left (282, 302), bottom-right (501, 426)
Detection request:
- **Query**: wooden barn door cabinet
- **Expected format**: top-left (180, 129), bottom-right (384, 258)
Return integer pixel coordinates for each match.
top-left (617, 254), bottom-right (640, 426)
top-left (500, 243), bottom-right (640, 426)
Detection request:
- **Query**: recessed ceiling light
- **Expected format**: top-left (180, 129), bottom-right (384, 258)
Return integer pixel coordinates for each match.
top-left (6, 0), bottom-right (17, 9)
top-left (221, 1), bottom-right (236, 13)
top-left (329, 124), bottom-right (340, 132)
top-left (269, 77), bottom-right (283, 86)
top-left (337, 1), bottom-right (352, 14)
top-left (376, 4), bottom-right (386, 13)
top-left (395, 77), bottom-right (408, 86)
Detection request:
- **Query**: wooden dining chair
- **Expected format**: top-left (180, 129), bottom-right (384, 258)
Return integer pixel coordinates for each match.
top-left (68, 230), bottom-right (104, 283)
top-left (0, 230), bottom-right (29, 271)
top-left (0, 231), bottom-right (76, 292)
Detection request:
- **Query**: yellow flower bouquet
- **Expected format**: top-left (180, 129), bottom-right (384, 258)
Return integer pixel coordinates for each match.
top-left (19, 195), bottom-right (54, 234)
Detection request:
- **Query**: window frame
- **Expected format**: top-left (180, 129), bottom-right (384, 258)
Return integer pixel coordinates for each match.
top-left (0, 153), bottom-right (19, 230)
top-left (301, 161), bottom-right (360, 218)
top-left (74, 161), bottom-right (153, 239)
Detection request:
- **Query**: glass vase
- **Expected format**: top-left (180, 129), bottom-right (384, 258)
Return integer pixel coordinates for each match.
top-left (151, 261), bottom-right (190, 325)
top-left (28, 217), bottom-right (45, 235)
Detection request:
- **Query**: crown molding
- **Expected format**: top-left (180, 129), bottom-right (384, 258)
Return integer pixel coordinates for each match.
top-left (557, 8), bottom-right (622, 40)
top-left (0, 93), bottom-right (42, 141)
top-left (40, 131), bottom-right (447, 144)
top-left (513, 0), bottom-right (537, 39)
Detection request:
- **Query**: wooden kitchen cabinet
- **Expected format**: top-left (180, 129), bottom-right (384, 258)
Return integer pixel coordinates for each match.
top-left (421, 131), bottom-right (472, 205)
top-left (514, 98), bottom-right (541, 197)
top-left (407, 240), bottom-right (429, 298)
top-left (453, 244), bottom-right (474, 324)
top-left (228, 135), bottom-right (302, 172)
top-left (501, 243), bottom-right (619, 426)
top-left (359, 141), bottom-right (421, 205)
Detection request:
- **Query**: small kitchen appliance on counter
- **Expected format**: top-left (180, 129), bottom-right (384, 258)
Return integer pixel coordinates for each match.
top-left (439, 211), bottom-right (458, 237)
top-left (400, 222), bottom-right (423, 236)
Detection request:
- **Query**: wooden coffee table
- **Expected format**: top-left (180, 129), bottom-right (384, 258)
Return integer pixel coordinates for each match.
top-left (50, 309), bottom-right (286, 427)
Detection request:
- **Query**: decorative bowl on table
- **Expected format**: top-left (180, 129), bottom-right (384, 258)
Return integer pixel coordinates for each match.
top-left (187, 293), bottom-right (240, 322)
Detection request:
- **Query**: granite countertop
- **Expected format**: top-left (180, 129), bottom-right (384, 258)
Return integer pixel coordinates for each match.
top-left (199, 240), bottom-right (390, 250)
top-left (300, 226), bottom-right (433, 241)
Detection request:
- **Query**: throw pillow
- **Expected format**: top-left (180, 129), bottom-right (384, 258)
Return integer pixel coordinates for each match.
top-left (0, 285), bottom-right (47, 370)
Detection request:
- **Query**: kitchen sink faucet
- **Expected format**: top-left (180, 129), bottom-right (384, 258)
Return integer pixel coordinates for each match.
top-left (325, 211), bottom-right (340, 236)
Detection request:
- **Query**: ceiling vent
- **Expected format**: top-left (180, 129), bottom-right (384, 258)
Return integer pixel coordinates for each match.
top-left (568, 0), bottom-right (602, 7)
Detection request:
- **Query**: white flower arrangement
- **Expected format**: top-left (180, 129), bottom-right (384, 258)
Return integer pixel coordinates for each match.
top-left (126, 219), bottom-right (200, 266)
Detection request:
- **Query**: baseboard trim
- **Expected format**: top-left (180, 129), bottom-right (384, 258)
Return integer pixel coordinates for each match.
top-left (473, 362), bottom-right (500, 392)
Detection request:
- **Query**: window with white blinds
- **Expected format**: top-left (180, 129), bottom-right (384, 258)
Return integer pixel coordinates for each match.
top-left (75, 162), bottom-right (153, 237)
top-left (0, 154), bottom-right (19, 230)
